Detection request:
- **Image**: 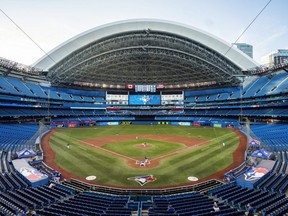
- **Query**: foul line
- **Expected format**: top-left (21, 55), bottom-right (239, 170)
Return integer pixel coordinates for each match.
top-left (150, 132), bottom-right (236, 161)
top-left (81, 139), bottom-right (138, 162)
top-left (57, 133), bottom-right (138, 162)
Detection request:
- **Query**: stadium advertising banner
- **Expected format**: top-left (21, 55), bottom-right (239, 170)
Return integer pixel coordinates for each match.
top-left (121, 121), bottom-right (132, 125)
top-left (97, 122), bottom-right (119, 126)
top-left (213, 123), bottom-right (222, 128)
top-left (68, 123), bottom-right (77, 128)
top-left (129, 94), bottom-right (161, 105)
top-left (158, 121), bottom-right (169, 125)
top-left (171, 122), bottom-right (191, 126)
top-left (52, 121), bottom-right (81, 128)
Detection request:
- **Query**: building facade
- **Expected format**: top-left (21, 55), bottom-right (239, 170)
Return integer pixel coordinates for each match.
top-left (233, 43), bottom-right (253, 59)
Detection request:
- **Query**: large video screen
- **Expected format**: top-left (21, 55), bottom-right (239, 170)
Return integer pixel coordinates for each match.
top-left (129, 94), bottom-right (161, 105)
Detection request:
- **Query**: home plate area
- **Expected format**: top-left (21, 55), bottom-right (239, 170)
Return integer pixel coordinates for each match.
top-left (136, 157), bottom-right (150, 167)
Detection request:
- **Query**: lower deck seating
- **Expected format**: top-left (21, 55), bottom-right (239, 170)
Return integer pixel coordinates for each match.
top-left (209, 183), bottom-right (288, 216)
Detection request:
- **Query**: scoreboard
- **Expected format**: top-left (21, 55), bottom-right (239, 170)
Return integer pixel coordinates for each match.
top-left (129, 94), bottom-right (161, 105)
top-left (135, 85), bottom-right (156, 92)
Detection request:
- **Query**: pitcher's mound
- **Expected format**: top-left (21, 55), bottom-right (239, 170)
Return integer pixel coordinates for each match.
top-left (135, 143), bottom-right (152, 149)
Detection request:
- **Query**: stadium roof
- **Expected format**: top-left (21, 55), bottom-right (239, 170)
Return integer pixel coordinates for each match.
top-left (34, 19), bottom-right (258, 89)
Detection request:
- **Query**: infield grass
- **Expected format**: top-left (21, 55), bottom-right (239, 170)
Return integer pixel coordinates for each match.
top-left (50, 125), bottom-right (241, 187)
top-left (102, 138), bottom-right (186, 158)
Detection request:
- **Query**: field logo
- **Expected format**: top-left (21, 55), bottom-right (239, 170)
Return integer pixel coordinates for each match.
top-left (128, 175), bottom-right (157, 186)
top-left (244, 167), bottom-right (268, 181)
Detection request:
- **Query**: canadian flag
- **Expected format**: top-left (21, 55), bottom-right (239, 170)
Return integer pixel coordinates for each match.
top-left (125, 84), bottom-right (135, 89)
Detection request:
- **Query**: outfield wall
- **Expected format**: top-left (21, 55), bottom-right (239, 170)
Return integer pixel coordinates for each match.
top-left (51, 119), bottom-right (239, 128)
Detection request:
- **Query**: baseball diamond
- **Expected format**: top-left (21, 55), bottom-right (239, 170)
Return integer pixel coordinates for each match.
top-left (43, 125), bottom-right (246, 187)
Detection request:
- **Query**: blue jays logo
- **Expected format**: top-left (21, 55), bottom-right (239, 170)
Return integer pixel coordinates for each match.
top-left (244, 167), bottom-right (268, 181)
top-left (128, 175), bottom-right (157, 186)
top-left (140, 95), bottom-right (151, 105)
top-left (20, 167), bottom-right (46, 181)
top-left (248, 139), bottom-right (261, 146)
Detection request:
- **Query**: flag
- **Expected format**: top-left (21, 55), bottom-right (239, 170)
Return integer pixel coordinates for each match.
top-left (125, 84), bottom-right (135, 89)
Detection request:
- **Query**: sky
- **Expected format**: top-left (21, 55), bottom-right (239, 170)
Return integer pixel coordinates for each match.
top-left (0, 0), bottom-right (287, 66)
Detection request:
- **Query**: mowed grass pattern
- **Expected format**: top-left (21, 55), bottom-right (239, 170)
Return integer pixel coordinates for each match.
top-left (50, 125), bottom-right (240, 187)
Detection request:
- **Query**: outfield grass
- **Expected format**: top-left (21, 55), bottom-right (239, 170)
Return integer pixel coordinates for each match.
top-left (50, 125), bottom-right (240, 187)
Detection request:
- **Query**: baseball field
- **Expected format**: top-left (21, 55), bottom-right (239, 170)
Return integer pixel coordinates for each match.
top-left (44, 125), bottom-right (245, 187)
